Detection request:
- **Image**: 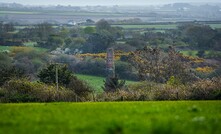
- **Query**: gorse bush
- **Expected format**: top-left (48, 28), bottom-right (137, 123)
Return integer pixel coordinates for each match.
top-left (0, 79), bottom-right (77, 102)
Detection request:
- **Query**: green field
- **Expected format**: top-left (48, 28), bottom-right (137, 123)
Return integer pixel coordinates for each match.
top-left (0, 10), bottom-right (39, 15)
top-left (111, 23), bottom-right (221, 30)
top-left (0, 101), bottom-right (220, 134)
top-left (112, 24), bottom-right (177, 29)
top-left (0, 46), bottom-right (10, 52)
top-left (0, 45), bottom-right (47, 52)
top-left (180, 50), bottom-right (199, 57)
top-left (76, 74), bottom-right (136, 93)
top-left (209, 24), bottom-right (221, 29)
top-left (0, 10), bottom-right (122, 17)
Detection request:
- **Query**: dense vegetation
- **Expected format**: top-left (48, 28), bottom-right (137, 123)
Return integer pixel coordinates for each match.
top-left (0, 19), bottom-right (221, 102)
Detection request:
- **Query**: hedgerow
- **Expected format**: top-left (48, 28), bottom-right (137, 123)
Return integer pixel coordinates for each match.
top-left (0, 79), bottom-right (77, 102)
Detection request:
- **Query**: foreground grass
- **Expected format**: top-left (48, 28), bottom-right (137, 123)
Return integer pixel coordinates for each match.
top-left (0, 101), bottom-right (220, 134)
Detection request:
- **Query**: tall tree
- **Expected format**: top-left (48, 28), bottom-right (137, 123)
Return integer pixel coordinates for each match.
top-left (96, 19), bottom-right (111, 32)
top-left (129, 46), bottom-right (194, 83)
top-left (181, 24), bottom-right (215, 49)
top-left (83, 33), bottom-right (114, 53)
top-left (34, 22), bottom-right (54, 41)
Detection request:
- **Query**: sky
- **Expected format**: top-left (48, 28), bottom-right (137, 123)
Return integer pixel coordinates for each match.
top-left (0, 0), bottom-right (220, 6)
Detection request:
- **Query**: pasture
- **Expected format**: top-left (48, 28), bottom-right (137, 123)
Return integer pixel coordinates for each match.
top-left (0, 101), bottom-right (220, 134)
top-left (0, 46), bottom-right (10, 52)
top-left (112, 24), bottom-right (177, 29)
top-left (0, 45), bottom-right (47, 52)
top-left (76, 74), bottom-right (136, 93)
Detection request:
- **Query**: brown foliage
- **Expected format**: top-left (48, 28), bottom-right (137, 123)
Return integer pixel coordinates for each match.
top-left (129, 46), bottom-right (195, 83)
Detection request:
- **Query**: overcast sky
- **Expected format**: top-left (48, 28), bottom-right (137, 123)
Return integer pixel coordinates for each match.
top-left (0, 0), bottom-right (220, 6)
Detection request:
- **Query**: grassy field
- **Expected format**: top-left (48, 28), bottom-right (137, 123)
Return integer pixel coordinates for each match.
top-left (0, 10), bottom-right (39, 15)
top-left (0, 45), bottom-right (47, 52)
top-left (76, 74), bottom-right (136, 93)
top-left (112, 24), bottom-right (177, 29)
top-left (111, 23), bottom-right (221, 30)
top-left (179, 50), bottom-right (221, 58)
top-left (180, 50), bottom-right (199, 57)
top-left (0, 101), bottom-right (220, 134)
top-left (0, 46), bottom-right (10, 52)
top-left (209, 24), bottom-right (221, 29)
top-left (0, 10), bottom-right (122, 17)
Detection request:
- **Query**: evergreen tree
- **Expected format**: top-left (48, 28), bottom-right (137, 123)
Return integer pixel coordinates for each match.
top-left (103, 74), bottom-right (125, 92)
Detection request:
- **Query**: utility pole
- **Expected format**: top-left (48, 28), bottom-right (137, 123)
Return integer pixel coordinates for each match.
top-left (55, 63), bottom-right (58, 90)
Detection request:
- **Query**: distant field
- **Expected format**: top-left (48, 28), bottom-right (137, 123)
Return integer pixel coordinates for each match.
top-left (49, 11), bottom-right (122, 16)
top-left (0, 101), bottom-right (220, 134)
top-left (112, 23), bottom-right (221, 30)
top-left (0, 10), bottom-right (39, 14)
top-left (23, 42), bottom-right (37, 47)
top-left (112, 24), bottom-right (177, 29)
top-left (76, 74), bottom-right (136, 93)
top-left (0, 46), bottom-right (10, 52)
top-left (180, 50), bottom-right (221, 58)
top-left (0, 10), bottom-right (121, 17)
top-left (0, 45), bottom-right (47, 52)
top-left (180, 50), bottom-right (199, 57)
top-left (208, 24), bottom-right (221, 29)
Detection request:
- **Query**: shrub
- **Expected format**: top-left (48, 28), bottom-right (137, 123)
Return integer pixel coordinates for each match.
top-left (0, 66), bottom-right (25, 86)
top-left (0, 79), bottom-right (77, 102)
top-left (96, 78), bottom-right (221, 101)
top-left (98, 81), bottom-right (155, 101)
top-left (97, 90), bottom-right (143, 101)
top-left (103, 74), bottom-right (126, 92)
top-left (128, 81), bottom-right (189, 101)
top-left (188, 78), bottom-right (221, 100)
top-left (67, 76), bottom-right (93, 100)
top-left (98, 81), bottom-right (191, 101)
top-left (11, 47), bottom-right (49, 79)
top-left (38, 63), bottom-right (93, 100)
top-left (152, 85), bottom-right (189, 100)
top-left (0, 52), bottom-right (12, 69)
